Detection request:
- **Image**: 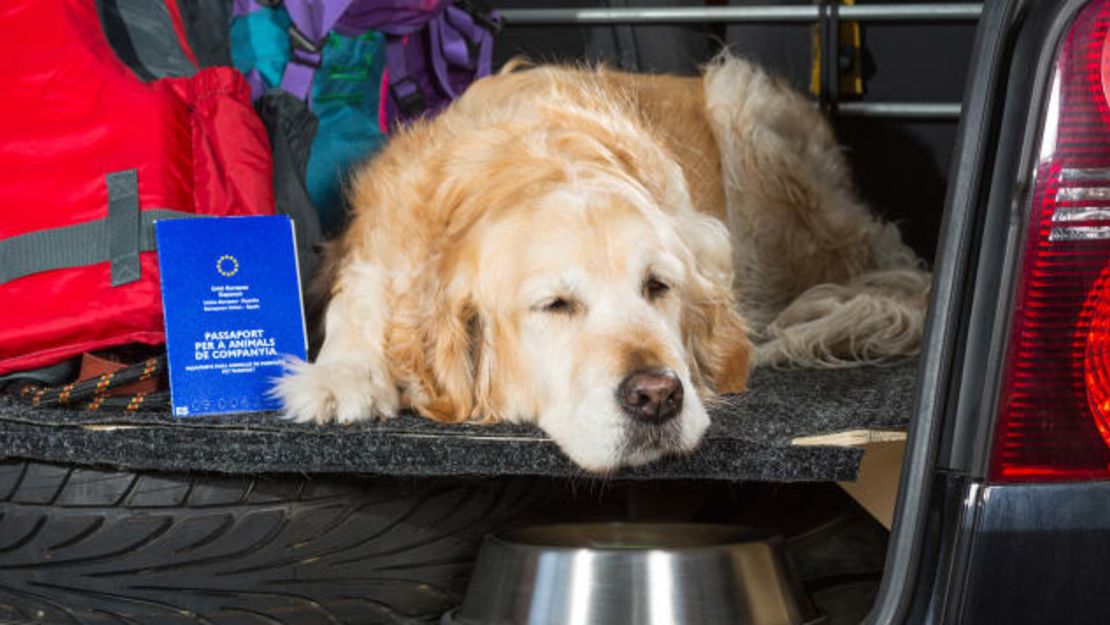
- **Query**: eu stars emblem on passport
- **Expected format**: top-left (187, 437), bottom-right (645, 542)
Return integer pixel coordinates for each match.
top-left (156, 215), bottom-right (307, 416)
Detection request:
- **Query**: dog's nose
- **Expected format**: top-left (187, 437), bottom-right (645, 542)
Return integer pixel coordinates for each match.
top-left (617, 368), bottom-right (684, 424)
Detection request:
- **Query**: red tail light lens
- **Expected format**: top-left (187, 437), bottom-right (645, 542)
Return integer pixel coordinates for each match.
top-left (992, 0), bottom-right (1110, 481)
top-left (1085, 269), bottom-right (1110, 442)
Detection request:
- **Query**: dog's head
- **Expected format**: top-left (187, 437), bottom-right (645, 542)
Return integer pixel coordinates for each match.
top-left (403, 99), bottom-right (752, 472)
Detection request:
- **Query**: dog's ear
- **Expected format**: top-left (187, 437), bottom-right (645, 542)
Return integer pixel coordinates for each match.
top-left (413, 269), bottom-right (509, 425)
top-left (677, 213), bottom-right (753, 394)
top-left (684, 278), bottom-right (752, 393)
top-left (415, 281), bottom-right (485, 423)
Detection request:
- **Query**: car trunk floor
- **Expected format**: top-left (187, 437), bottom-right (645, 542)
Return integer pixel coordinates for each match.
top-left (0, 358), bottom-right (917, 482)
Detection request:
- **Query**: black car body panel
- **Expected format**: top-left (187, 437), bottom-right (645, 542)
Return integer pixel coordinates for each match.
top-left (959, 483), bottom-right (1110, 625)
top-left (872, 1), bottom-right (1110, 624)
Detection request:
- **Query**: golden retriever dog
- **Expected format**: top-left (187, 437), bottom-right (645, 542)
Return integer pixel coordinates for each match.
top-left (277, 55), bottom-right (930, 472)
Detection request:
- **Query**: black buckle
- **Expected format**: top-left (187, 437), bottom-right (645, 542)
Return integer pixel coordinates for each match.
top-left (258, 0), bottom-right (282, 7)
top-left (390, 77), bottom-right (427, 117)
top-left (454, 0), bottom-right (501, 34)
top-left (286, 24), bottom-right (322, 68)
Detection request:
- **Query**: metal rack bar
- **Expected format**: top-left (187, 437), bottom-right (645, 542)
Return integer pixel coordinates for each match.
top-left (838, 102), bottom-right (962, 119)
top-left (842, 3), bottom-right (981, 20)
top-left (499, 4), bottom-right (982, 25)
top-left (820, 1), bottom-right (839, 113)
top-left (497, 4), bottom-right (975, 119)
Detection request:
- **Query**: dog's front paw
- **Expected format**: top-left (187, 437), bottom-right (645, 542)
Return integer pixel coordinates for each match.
top-left (275, 360), bottom-right (399, 425)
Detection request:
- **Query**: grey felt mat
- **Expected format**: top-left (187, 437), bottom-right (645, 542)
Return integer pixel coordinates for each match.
top-left (0, 358), bottom-right (918, 482)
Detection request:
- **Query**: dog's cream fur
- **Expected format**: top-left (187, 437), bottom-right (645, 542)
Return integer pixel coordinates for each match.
top-left (278, 56), bottom-right (930, 472)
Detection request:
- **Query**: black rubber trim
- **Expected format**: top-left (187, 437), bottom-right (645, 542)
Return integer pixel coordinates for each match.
top-left (863, 1), bottom-right (1022, 624)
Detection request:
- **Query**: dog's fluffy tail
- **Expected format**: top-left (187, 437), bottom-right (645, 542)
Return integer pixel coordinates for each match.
top-left (753, 269), bottom-right (930, 367)
top-left (702, 53), bottom-right (931, 367)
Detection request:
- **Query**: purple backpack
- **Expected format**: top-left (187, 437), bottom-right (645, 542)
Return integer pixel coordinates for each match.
top-left (233, 0), bottom-right (500, 128)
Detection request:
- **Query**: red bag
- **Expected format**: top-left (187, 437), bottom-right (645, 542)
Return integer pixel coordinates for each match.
top-left (0, 0), bottom-right (275, 376)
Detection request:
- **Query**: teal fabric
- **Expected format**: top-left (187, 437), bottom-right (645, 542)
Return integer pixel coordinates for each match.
top-left (231, 9), bottom-right (388, 236)
top-left (308, 31), bottom-right (388, 235)
top-left (230, 8), bottom-right (291, 91)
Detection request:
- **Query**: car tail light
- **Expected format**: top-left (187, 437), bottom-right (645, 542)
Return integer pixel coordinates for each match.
top-left (991, 0), bottom-right (1110, 481)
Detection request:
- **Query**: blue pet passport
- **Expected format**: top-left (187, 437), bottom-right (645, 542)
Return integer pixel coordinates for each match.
top-left (156, 215), bottom-right (307, 416)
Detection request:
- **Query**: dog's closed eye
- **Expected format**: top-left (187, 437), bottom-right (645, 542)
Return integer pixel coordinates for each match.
top-left (643, 276), bottom-right (671, 301)
top-left (535, 296), bottom-right (581, 315)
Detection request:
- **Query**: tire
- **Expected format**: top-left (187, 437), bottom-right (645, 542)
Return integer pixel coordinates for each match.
top-left (0, 462), bottom-right (553, 624)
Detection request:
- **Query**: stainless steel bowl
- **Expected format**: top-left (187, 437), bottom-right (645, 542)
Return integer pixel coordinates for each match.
top-left (443, 523), bottom-right (824, 625)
